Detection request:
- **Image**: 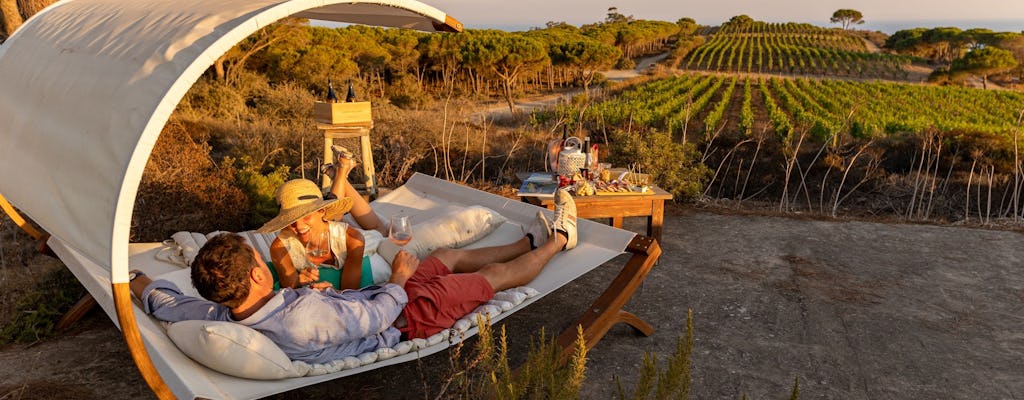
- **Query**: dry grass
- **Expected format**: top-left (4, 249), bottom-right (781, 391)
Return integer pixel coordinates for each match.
top-left (0, 215), bottom-right (69, 345)
top-left (132, 119), bottom-right (251, 242)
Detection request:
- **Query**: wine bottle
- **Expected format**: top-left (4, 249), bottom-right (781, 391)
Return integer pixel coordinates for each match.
top-left (326, 79), bottom-right (339, 103)
top-left (582, 136), bottom-right (592, 180)
top-left (345, 80), bottom-right (356, 102)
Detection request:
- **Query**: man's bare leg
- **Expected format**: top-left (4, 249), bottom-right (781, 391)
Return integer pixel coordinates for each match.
top-left (429, 210), bottom-right (553, 273)
top-left (444, 189), bottom-right (577, 291)
top-left (475, 232), bottom-right (568, 291)
top-left (429, 238), bottom-right (533, 274)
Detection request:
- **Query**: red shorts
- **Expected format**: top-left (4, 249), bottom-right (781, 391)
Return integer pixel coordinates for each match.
top-left (399, 256), bottom-right (494, 339)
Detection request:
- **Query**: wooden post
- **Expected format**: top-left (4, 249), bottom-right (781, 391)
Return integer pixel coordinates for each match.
top-left (113, 282), bottom-right (176, 400)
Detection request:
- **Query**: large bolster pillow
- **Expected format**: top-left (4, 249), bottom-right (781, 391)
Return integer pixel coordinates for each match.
top-left (376, 206), bottom-right (507, 263)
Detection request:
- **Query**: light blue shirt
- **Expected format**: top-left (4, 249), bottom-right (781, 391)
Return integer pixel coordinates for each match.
top-left (141, 280), bottom-right (407, 364)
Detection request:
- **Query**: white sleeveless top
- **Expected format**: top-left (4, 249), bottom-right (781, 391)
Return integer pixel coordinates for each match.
top-left (277, 220), bottom-right (389, 284)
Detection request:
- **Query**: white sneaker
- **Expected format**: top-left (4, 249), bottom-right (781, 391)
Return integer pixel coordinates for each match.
top-left (523, 211), bottom-right (551, 249)
top-left (331, 145), bottom-right (355, 160)
top-left (551, 189), bottom-right (577, 250)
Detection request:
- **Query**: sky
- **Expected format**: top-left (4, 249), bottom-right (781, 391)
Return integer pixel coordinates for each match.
top-left (422, 0), bottom-right (1024, 33)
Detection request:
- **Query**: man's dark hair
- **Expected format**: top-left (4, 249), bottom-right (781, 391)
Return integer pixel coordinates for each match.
top-left (191, 233), bottom-right (257, 309)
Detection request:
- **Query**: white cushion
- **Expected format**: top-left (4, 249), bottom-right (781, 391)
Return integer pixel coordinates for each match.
top-left (377, 205), bottom-right (507, 263)
top-left (166, 320), bottom-right (305, 380)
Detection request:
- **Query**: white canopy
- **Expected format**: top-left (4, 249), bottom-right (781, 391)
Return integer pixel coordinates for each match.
top-left (0, 0), bottom-right (461, 285)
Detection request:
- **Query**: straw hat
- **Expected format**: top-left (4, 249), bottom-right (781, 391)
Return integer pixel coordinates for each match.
top-left (256, 179), bottom-right (353, 233)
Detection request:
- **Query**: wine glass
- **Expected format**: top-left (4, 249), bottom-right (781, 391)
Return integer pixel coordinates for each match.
top-left (305, 229), bottom-right (329, 259)
top-left (389, 215), bottom-right (412, 247)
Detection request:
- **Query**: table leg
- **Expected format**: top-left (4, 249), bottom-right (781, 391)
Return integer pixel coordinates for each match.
top-left (649, 200), bottom-right (665, 243)
top-left (611, 215), bottom-right (623, 228)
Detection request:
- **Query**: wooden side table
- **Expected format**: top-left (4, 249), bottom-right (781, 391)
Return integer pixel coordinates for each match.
top-left (318, 122), bottom-right (377, 198)
top-left (520, 185), bottom-right (673, 244)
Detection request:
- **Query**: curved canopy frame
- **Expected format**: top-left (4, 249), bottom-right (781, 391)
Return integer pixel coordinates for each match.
top-left (0, 0), bottom-right (460, 286)
top-left (0, 0), bottom-right (460, 398)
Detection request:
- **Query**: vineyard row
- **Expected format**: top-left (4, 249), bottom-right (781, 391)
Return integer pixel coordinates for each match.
top-left (586, 74), bottom-right (1024, 142)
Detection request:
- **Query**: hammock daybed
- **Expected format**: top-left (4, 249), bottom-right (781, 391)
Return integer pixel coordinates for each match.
top-left (0, 1), bottom-right (661, 398)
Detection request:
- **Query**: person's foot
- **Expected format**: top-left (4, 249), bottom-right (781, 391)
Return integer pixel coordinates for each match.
top-left (331, 145), bottom-right (358, 178)
top-left (332, 145), bottom-right (356, 163)
top-left (523, 211), bottom-right (551, 249)
top-left (551, 189), bottom-right (577, 250)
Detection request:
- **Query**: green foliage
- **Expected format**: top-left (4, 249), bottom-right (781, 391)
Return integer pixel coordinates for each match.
top-left (739, 77), bottom-right (755, 136)
top-left (434, 318), bottom-right (587, 400)
top-left (526, 25), bottom-right (621, 91)
top-left (0, 268), bottom-right (85, 344)
top-left (590, 74), bottom-right (1024, 147)
top-left (885, 26), bottom-right (1023, 66)
top-left (951, 47), bottom-right (1019, 87)
top-left (232, 157), bottom-right (290, 228)
top-left (726, 15), bottom-right (754, 30)
top-left (462, 30), bottom-right (550, 111)
top-left (684, 19), bottom-right (913, 79)
top-left (582, 19), bottom-right (679, 64)
top-left (789, 376), bottom-right (801, 400)
top-left (606, 128), bottom-right (710, 200)
top-left (676, 18), bottom-right (699, 36)
top-left (615, 309), bottom-right (694, 400)
top-left (830, 9), bottom-right (864, 30)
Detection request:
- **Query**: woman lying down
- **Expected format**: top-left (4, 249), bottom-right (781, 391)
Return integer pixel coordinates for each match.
top-left (259, 145), bottom-right (390, 291)
top-left (128, 172), bottom-right (579, 364)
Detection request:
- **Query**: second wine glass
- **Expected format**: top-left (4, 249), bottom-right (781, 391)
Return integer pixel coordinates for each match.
top-left (389, 215), bottom-right (412, 247)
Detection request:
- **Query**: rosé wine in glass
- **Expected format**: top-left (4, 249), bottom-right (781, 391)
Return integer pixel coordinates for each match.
top-left (389, 215), bottom-right (412, 247)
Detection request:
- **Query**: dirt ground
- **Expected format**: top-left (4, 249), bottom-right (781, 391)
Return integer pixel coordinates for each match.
top-left (1, 204), bottom-right (1022, 399)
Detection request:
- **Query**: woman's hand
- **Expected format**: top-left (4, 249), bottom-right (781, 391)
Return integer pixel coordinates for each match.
top-left (298, 266), bottom-right (320, 287)
top-left (307, 281), bottom-right (333, 291)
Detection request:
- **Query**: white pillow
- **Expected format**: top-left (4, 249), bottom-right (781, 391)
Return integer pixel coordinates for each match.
top-left (377, 206), bottom-right (508, 263)
top-left (166, 320), bottom-right (306, 380)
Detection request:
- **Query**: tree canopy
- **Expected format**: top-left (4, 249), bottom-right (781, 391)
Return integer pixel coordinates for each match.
top-left (830, 9), bottom-right (864, 30)
top-left (950, 46), bottom-right (1019, 89)
top-left (462, 31), bottom-right (549, 112)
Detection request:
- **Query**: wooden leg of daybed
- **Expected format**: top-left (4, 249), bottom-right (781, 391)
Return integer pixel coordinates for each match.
top-left (0, 192), bottom-right (47, 241)
top-left (113, 283), bottom-right (175, 400)
top-left (55, 293), bottom-right (98, 331)
top-left (556, 235), bottom-right (661, 361)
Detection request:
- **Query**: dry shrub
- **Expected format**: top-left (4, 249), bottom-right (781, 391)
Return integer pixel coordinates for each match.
top-left (386, 74), bottom-right (434, 110)
top-left (249, 79), bottom-right (317, 127)
top-left (15, 0), bottom-right (50, 18)
top-left (371, 101), bottom-right (550, 188)
top-left (372, 104), bottom-right (447, 186)
top-left (132, 119), bottom-right (250, 241)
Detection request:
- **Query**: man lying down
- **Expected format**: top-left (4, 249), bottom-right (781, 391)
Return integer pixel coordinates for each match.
top-left (129, 190), bottom-right (578, 364)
